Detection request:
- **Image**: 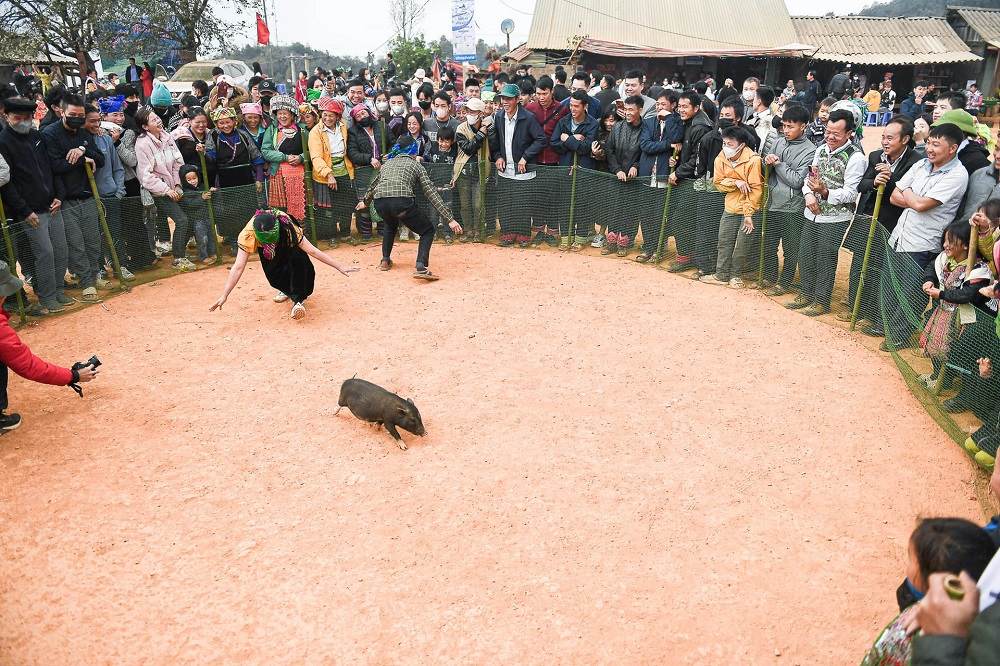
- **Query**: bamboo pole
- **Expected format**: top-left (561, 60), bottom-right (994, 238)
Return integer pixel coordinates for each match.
top-left (198, 152), bottom-right (222, 265)
top-left (654, 168), bottom-right (672, 262)
top-left (84, 161), bottom-right (126, 286)
top-left (756, 165), bottom-right (771, 284)
top-left (0, 197), bottom-right (26, 324)
top-left (850, 183), bottom-right (886, 331)
top-left (300, 127), bottom-right (318, 244)
top-left (565, 154), bottom-right (578, 247)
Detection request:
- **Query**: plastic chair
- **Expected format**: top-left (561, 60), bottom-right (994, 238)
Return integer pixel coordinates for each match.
top-left (865, 112), bottom-right (878, 127)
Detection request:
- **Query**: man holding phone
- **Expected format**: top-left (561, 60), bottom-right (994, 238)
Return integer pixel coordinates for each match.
top-left (0, 263), bottom-right (98, 433)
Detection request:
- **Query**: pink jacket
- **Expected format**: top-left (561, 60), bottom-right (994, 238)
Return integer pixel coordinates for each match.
top-left (135, 129), bottom-right (184, 197)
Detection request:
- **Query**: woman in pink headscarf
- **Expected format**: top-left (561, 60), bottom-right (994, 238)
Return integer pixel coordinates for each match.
top-left (239, 102), bottom-right (266, 151)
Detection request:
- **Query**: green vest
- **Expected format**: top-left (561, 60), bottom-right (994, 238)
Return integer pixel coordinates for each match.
top-left (817, 143), bottom-right (859, 217)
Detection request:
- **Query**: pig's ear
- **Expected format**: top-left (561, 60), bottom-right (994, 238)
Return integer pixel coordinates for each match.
top-left (406, 398), bottom-right (414, 405)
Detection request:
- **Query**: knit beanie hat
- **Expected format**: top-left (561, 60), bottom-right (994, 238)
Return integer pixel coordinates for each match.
top-left (150, 82), bottom-right (172, 108)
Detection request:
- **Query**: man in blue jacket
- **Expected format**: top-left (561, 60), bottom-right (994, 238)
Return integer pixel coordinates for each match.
top-left (489, 83), bottom-right (546, 247)
top-left (900, 81), bottom-right (929, 119)
top-left (550, 90), bottom-right (599, 250)
top-left (635, 90), bottom-right (684, 263)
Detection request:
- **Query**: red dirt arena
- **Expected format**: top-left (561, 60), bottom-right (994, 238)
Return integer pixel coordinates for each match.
top-left (0, 243), bottom-right (983, 664)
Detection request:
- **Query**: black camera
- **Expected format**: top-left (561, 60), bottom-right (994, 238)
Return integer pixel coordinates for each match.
top-left (87, 355), bottom-right (102, 368)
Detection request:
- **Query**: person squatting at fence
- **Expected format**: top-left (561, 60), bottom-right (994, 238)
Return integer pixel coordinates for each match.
top-left (357, 135), bottom-right (462, 280)
top-left (0, 262), bottom-right (98, 432)
top-left (358, 135), bottom-right (462, 280)
top-left (209, 208), bottom-right (357, 320)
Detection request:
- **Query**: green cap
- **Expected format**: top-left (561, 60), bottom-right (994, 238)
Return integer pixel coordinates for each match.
top-left (481, 91), bottom-right (496, 102)
top-left (500, 83), bottom-right (521, 99)
top-left (933, 109), bottom-right (977, 136)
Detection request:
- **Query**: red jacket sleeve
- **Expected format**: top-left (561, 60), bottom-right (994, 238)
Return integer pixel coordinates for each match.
top-left (0, 314), bottom-right (73, 386)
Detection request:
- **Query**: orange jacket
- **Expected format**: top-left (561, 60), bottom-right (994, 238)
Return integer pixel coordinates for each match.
top-left (713, 145), bottom-right (764, 217)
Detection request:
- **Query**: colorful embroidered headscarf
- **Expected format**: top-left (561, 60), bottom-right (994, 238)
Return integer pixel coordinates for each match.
top-left (211, 106), bottom-right (238, 122)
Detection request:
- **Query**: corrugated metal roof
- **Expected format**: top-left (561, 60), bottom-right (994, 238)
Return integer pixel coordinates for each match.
top-left (791, 16), bottom-right (981, 65)
top-left (951, 6), bottom-right (1000, 49)
top-left (526, 0), bottom-right (800, 53)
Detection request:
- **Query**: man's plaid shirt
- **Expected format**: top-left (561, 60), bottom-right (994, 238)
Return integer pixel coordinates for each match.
top-left (363, 155), bottom-right (453, 222)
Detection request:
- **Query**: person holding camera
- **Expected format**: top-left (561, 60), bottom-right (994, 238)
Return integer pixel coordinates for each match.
top-left (0, 262), bottom-right (99, 432)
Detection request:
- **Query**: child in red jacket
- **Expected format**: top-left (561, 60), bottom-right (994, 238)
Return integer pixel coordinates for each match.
top-left (0, 263), bottom-right (98, 432)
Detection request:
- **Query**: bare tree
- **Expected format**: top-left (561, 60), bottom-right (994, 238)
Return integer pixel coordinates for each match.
top-left (389, 0), bottom-right (428, 41)
top-left (120, 0), bottom-right (259, 63)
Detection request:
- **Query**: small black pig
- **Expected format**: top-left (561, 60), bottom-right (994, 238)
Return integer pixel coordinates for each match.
top-left (335, 377), bottom-right (425, 450)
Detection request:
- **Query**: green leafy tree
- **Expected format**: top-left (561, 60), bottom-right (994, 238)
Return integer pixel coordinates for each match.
top-left (390, 35), bottom-right (434, 81)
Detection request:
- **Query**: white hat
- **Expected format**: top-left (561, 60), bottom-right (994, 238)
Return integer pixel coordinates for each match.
top-left (414, 68), bottom-right (426, 80)
top-left (464, 97), bottom-right (485, 112)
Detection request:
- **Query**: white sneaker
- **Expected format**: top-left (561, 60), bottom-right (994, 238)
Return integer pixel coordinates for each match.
top-left (81, 286), bottom-right (99, 302)
top-left (273, 291), bottom-right (289, 303)
top-left (290, 302), bottom-right (306, 320)
top-left (119, 267), bottom-right (136, 282)
top-left (155, 241), bottom-right (171, 254)
top-left (729, 277), bottom-right (746, 289)
top-left (591, 234), bottom-right (606, 248)
top-left (172, 258), bottom-right (196, 272)
top-left (95, 277), bottom-right (112, 290)
top-left (699, 274), bottom-right (728, 286)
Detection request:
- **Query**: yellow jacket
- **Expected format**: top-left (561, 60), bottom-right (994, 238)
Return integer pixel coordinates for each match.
top-left (863, 90), bottom-right (882, 112)
top-left (308, 122), bottom-right (355, 183)
top-left (713, 146), bottom-right (763, 216)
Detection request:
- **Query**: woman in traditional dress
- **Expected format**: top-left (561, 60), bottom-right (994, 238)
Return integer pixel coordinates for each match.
top-left (209, 209), bottom-right (357, 320)
top-left (261, 94), bottom-right (306, 223)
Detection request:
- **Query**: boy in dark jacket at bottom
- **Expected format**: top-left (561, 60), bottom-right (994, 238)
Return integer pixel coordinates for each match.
top-left (423, 126), bottom-right (459, 243)
top-left (178, 164), bottom-right (218, 264)
top-left (0, 263), bottom-right (99, 432)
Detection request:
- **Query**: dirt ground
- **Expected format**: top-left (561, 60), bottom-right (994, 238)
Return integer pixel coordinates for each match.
top-left (0, 240), bottom-right (985, 664)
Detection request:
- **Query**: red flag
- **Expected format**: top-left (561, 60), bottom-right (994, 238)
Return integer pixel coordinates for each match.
top-left (256, 13), bottom-right (270, 46)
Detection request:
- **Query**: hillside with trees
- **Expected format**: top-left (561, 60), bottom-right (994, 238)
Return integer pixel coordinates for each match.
top-left (860, 0), bottom-right (999, 17)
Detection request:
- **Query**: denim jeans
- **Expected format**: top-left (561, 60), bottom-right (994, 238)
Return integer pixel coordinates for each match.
top-left (192, 219), bottom-right (217, 260)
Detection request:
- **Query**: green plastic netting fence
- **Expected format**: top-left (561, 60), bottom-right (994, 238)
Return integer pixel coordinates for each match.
top-left (2, 160), bottom-right (996, 474)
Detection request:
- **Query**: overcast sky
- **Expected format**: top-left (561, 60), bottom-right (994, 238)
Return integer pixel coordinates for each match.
top-left (248, 0), bottom-right (878, 58)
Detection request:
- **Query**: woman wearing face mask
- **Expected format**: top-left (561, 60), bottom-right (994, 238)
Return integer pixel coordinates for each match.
top-left (346, 105), bottom-right (381, 241)
top-left (451, 97), bottom-right (494, 242)
top-left (134, 107), bottom-right (197, 272)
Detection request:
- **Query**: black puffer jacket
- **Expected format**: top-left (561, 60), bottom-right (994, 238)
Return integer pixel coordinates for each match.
top-left (605, 119), bottom-right (642, 175)
top-left (674, 110), bottom-right (712, 182)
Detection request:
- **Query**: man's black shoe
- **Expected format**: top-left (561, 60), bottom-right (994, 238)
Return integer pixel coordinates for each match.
top-left (0, 411), bottom-right (22, 433)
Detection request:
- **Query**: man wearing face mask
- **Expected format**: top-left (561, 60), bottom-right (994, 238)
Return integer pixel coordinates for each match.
top-left (387, 87), bottom-right (409, 142)
top-left (452, 97), bottom-right (494, 242)
top-left (739, 77), bottom-right (759, 122)
top-left (423, 91), bottom-right (458, 143)
top-left (0, 97), bottom-right (74, 316)
top-left (41, 93), bottom-right (105, 304)
top-left (413, 83), bottom-right (435, 121)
